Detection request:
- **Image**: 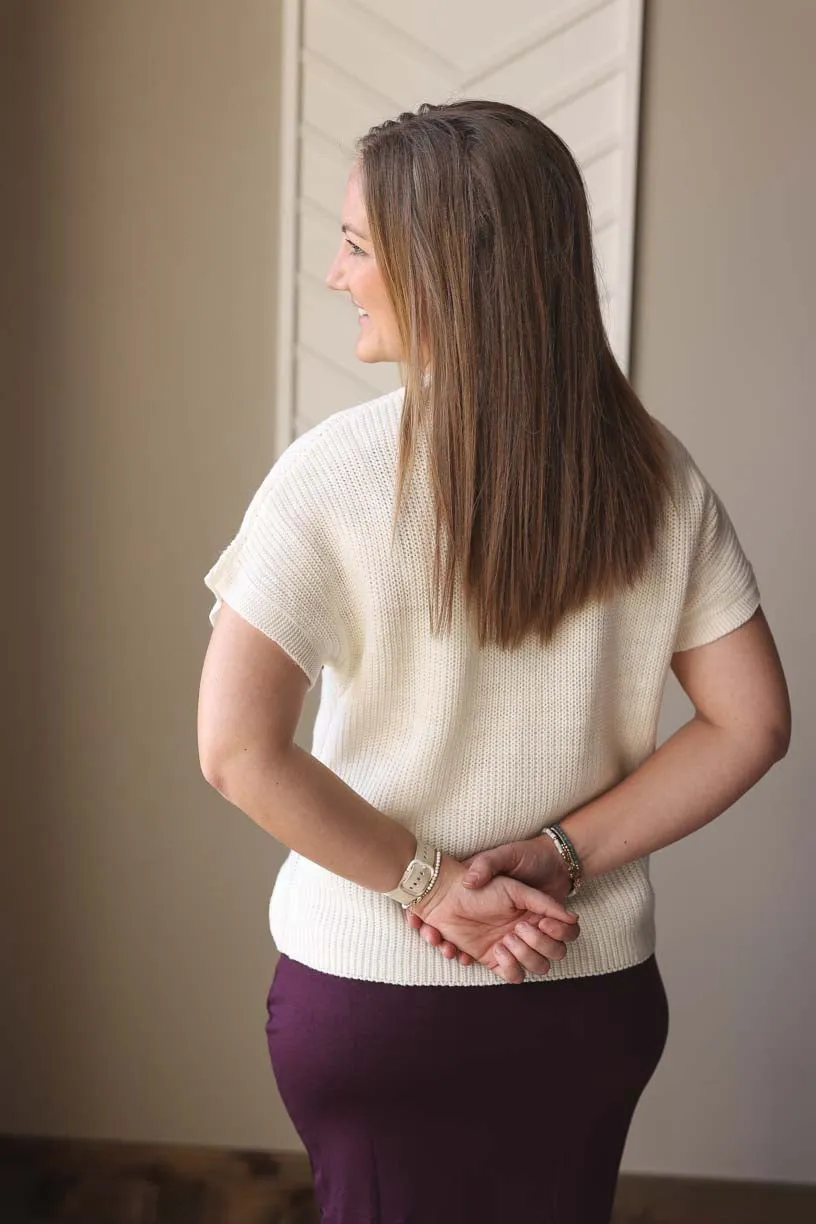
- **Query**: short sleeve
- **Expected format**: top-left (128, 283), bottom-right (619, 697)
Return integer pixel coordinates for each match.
top-left (203, 430), bottom-right (353, 689)
top-left (673, 479), bottom-right (761, 653)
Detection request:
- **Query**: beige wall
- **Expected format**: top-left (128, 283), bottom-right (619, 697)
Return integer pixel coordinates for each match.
top-left (624, 0), bottom-right (816, 1182)
top-left (1, 0), bottom-right (298, 1150)
top-left (2, 0), bottom-right (814, 1183)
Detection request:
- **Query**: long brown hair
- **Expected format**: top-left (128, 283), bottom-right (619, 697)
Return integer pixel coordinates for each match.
top-left (357, 100), bottom-right (671, 648)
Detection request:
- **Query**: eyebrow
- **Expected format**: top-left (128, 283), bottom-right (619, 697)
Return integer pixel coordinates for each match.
top-left (341, 223), bottom-right (371, 242)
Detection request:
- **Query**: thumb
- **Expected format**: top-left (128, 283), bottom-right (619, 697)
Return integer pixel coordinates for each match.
top-left (507, 880), bottom-right (577, 925)
top-left (463, 845), bottom-right (517, 888)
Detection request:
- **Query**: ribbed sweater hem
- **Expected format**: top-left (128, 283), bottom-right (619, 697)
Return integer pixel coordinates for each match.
top-left (268, 854), bottom-right (657, 987)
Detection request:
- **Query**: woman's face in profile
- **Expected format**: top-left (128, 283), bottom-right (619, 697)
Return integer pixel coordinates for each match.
top-left (325, 168), bottom-right (403, 364)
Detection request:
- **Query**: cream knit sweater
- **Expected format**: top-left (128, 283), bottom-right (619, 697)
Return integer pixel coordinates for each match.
top-left (204, 389), bottom-right (760, 986)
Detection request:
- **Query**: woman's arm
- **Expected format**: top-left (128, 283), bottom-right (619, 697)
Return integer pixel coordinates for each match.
top-left (421, 609), bottom-right (790, 924)
top-left (198, 603), bottom-right (417, 891)
top-left (561, 607), bottom-right (790, 876)
top-left (198, 602), bottom-right (578, 981)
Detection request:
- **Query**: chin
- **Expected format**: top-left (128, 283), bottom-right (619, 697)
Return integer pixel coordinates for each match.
top-left (356, 339), bottom-right (402, 365)
top-left (355, 341), bottom-right (385, 364)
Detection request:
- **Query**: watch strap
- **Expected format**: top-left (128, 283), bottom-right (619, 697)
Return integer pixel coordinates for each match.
top-left (385, 840), bottom-right (437, 905)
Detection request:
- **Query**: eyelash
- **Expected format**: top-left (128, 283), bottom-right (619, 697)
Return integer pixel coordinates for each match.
top-left (345, 239), bottom-right (366, 256)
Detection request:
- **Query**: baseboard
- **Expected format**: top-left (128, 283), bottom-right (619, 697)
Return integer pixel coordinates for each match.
top-left (1, 1134), bottom-right (814, 1223)
top-left (612, 1170), bottom-right (816, 1223)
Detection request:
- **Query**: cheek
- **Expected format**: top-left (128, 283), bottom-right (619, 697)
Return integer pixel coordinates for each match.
top-left (373, 286), bottom-right (399, 336)
top-left (360, 268), bottom-right (384, 309)
top-left (360, 269), bottom-right (391, 318)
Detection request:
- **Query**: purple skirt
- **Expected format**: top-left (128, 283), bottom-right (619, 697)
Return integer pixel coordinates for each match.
top-left (265, 954), bottom-right (668, 1224)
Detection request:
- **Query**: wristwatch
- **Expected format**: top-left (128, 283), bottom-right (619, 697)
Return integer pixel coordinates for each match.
top-left (385, 840), bottom-right (439, 907)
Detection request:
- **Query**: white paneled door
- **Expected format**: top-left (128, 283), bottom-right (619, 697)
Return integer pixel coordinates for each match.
top-left (276, 0), bottom-right (644, 445)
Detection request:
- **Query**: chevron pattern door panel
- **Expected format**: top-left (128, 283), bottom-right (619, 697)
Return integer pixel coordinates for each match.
top-left (278, 0), bottom-right (644, 442)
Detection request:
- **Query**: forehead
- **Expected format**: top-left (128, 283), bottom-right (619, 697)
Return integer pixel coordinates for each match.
top-left (341, 167), bottom-right (368, 231)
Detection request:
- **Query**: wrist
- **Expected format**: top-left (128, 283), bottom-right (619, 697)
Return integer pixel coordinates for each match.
top-left (541, 823), bottom-right (584, 895)
top-left (383, 837), bottom-right (440, 906)
top-left (410, 855), bottom-right (460, 922)
top-left (557, 813), bottom-right (595, 878)
top-left (533, 831), bottom-right (573, 895)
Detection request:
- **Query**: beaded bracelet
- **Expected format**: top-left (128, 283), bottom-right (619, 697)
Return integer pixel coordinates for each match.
top-left (542, 823), bottom-right (583, 896)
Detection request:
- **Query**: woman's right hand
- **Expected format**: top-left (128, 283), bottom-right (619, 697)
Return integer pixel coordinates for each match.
top-left (409, 857), bottom-right (579, 984)
top-left (463, 833), bottom-right (572, 901)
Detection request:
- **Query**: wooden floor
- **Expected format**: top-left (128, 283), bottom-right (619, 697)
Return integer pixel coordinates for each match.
top-left (1, 1135), bottom-right (814, 1223)
top-left (0, 1138), bottom-right (317, 1224)
top-left (611, 1171), bottom-right (816, 1223)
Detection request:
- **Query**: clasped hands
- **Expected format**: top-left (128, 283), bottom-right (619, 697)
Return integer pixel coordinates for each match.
top-left (405, 834), bottom-right (580, 984)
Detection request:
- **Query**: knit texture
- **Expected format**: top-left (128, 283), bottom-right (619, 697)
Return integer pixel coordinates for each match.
top-left (204, 389), bottom-right (761, 986)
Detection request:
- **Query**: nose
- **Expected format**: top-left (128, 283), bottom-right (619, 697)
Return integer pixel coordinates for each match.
top-left (325, 247), bottom-right (346, 292)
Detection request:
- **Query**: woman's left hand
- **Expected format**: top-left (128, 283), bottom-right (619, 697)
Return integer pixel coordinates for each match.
top-left (405, 902), bottom-right (579, 973)
top-left (405, 856), bottom-right (579, 981)
top-left (406, 835), bottom-right (578, 969)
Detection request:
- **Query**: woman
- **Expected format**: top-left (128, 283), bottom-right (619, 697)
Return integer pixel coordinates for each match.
top-left (198, 101), bottom-right (790, 1224)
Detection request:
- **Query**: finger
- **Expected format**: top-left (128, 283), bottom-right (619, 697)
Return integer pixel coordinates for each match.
top-left (404, 908), bottom-right (470, 961)
top-left (514, 920), bottom-right (568, 963)
top-left (419, 924), bottom-right (443, 948)
top-left (520, 908), bottom-right (580, 940)
top-left (509, 882), bottom-right (576, 924)
top-left (421, 921), bottom-right (447, 945)
top-left (463, 847), bottom-right (514, 888)
top-left (537, 915), bottom-right (581, 944)
top-left (435, 935), bottom-right (466, 959)
top-left (492, 943), bottom-right (526, 985)
top-left (501, 929), bottom-right (552, 976)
